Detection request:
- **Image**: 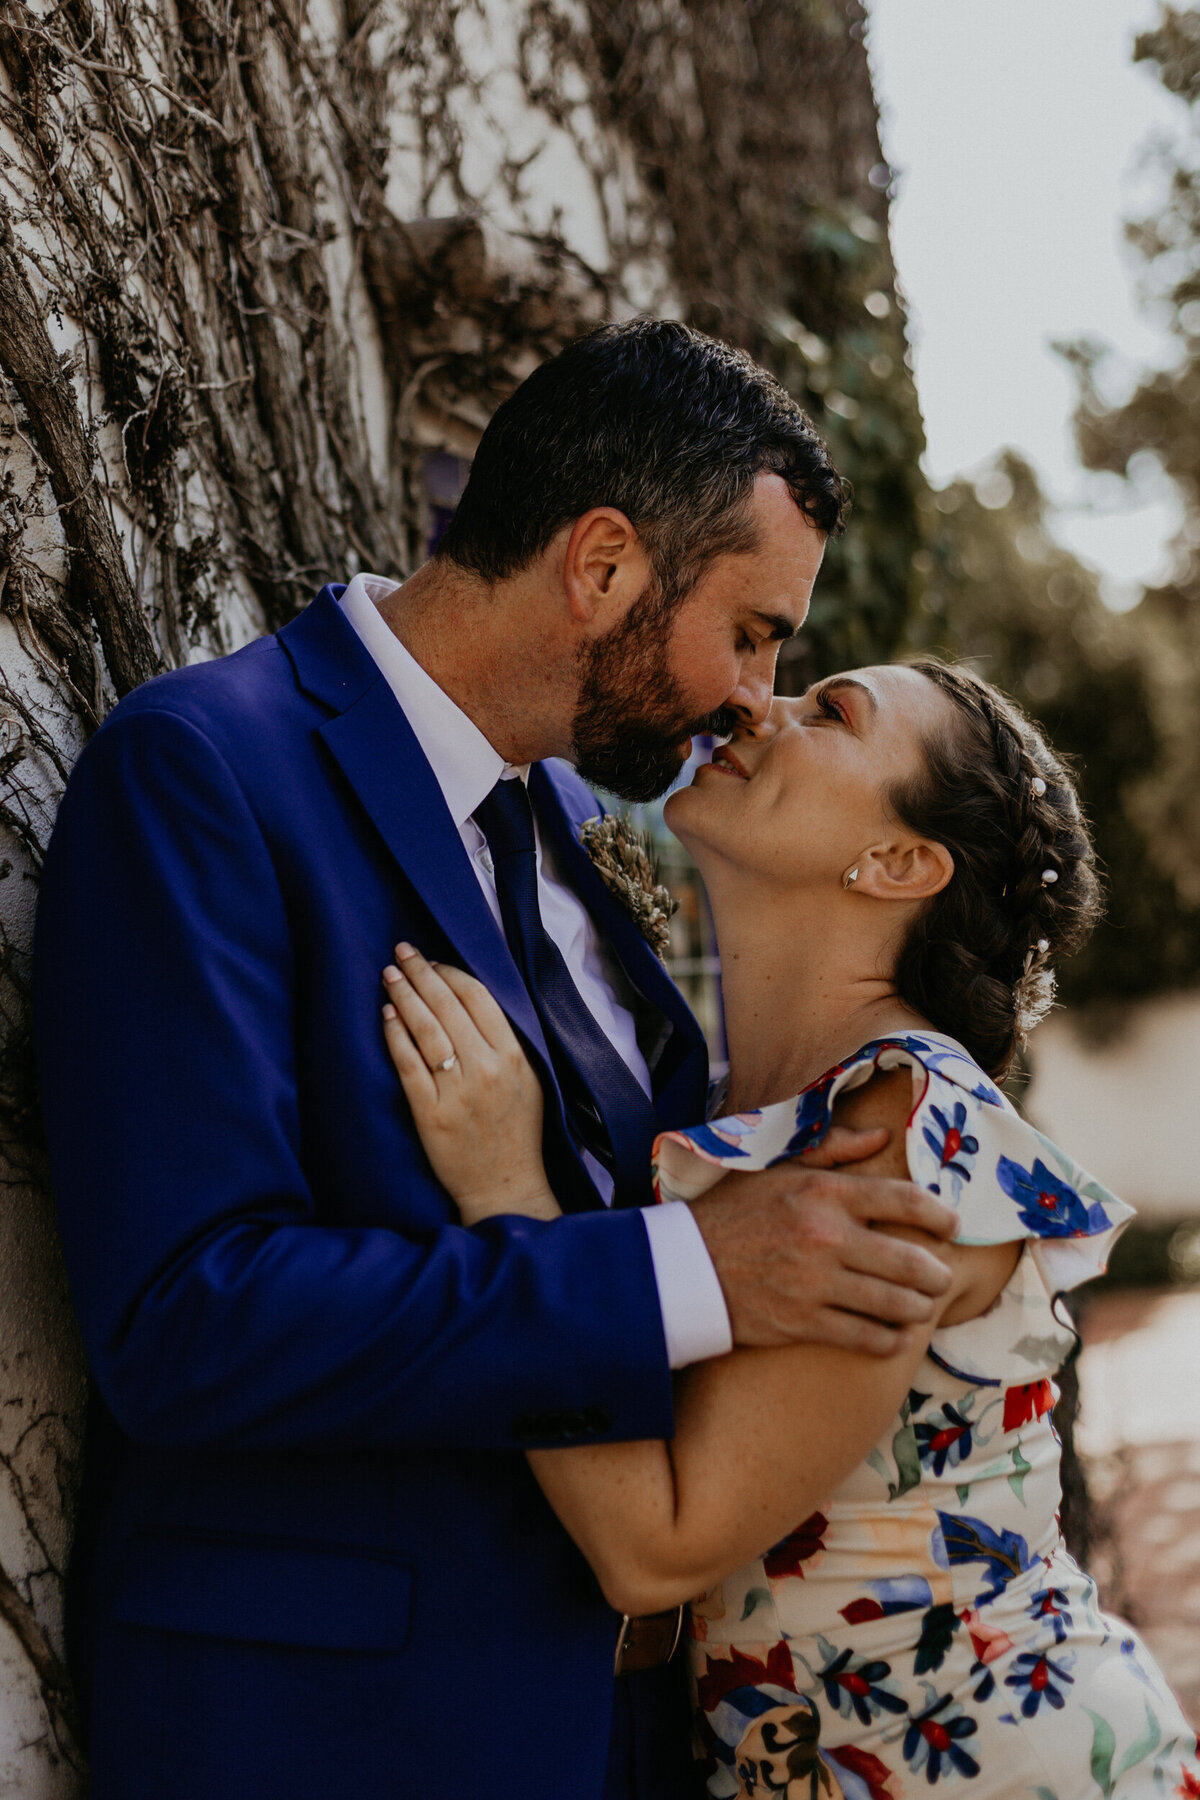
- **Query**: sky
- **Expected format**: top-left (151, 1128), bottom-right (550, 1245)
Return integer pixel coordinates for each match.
top-left (864, 0), bottom-right (1188, 607)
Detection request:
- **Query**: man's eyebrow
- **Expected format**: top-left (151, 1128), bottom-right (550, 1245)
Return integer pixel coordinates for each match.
top-left (806, 676), bottom-right (879, 713)
top-left (755, 612), bottom-right (801, 641)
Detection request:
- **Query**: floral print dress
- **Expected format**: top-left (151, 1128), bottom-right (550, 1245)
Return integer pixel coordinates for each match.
top-left (653, 1033), bottom-right (1200, 1800)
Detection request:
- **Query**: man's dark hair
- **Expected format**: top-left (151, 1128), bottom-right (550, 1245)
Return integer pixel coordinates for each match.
top-left (437, 319), bottom-right (849, 604)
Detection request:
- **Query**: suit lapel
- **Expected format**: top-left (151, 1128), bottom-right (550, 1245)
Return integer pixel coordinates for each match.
top-left (318, 689), bottom-right (531, 1016)
top-left (279, 589), bottom-right (709, 1199)
top-left (281, 591), bottom-right (604, 1210)
top-left (281, 590), bottom-right (527, 1021)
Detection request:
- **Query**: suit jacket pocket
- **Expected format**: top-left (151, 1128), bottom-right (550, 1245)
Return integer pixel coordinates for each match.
top-left (112, 1532), bottom-right (412, 1654)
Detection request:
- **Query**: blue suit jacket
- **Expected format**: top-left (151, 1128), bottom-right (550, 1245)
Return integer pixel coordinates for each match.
top-left (34, 587), bottom-right (709, 1800)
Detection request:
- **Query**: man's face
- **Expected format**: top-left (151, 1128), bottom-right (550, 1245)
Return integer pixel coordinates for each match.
top-left (571, 474), bottom-right (826, 802)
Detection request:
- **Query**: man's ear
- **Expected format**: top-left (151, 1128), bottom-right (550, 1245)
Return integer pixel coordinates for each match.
top-left (856, 836), bottom-right (954, 903)
top-left (561, 508), bottom-right (651, 626)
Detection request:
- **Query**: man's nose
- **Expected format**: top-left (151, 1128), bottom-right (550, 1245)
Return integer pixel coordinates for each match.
top-left (727, 648), bottom-right (779, 728)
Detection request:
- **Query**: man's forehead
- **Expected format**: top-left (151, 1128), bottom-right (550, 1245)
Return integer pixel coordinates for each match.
top-left (748, 471), bottom-right (821, 536)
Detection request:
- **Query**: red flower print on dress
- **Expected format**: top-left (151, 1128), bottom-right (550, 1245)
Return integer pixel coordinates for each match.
top-left (1003, 1378), bottom-right (1055, 1432)
top-left (764, 1510), bottom-right (828, 1579)
top-left (1004, 1648), bottom-right (1075, 1716)
top-left (958, 1604), bottom-right (1016, 1701)
top-left (1028, 1584), bottom-right (1072, 1644)
top-left (921, 1101), bottom-right (979, 1184)
top-left (695, 1641), bottom-right (797, 1715)
top-left (959, 1606), bottom-right (1014, 1667)
top-left (1178, 1769), bottom-right (1200, 1798)
top-left (826, 1744), bottom-right (899, 1800)
top-left (902, 1691), bottom-right (980, 1782)
top-left (915, 1404), bottom-right (974, 1476)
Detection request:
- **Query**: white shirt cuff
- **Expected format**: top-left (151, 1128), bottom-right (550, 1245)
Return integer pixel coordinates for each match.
top-left (641, 1200), bottom-right (734, 1370)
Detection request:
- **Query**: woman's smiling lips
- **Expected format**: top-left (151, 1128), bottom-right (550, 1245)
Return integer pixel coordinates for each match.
top-left (704, 745), bottom-right (750, 780)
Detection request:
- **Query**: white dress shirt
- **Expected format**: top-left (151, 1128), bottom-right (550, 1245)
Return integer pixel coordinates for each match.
top-left (339, 573), bottom-right (733, 1368)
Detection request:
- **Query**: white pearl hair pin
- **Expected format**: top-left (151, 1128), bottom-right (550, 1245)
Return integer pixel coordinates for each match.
top-left (1031, 777), bottom-right (1047, 796)
top-left (1037, 938), bottom-right (1049, 953)
top-left (1041, 869), bottom-right (1058, 886)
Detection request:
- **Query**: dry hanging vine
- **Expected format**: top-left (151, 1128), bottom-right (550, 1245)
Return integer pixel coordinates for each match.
top-left (0, 2), bottom-right (930, 1781)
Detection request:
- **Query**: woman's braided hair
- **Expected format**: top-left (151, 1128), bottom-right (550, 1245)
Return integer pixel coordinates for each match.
top-left (888, 660), bottom-right (1102, 1080)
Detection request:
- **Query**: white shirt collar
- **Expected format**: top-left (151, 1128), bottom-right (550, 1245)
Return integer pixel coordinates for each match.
top-left (338, 572), bottom-right (527, 824)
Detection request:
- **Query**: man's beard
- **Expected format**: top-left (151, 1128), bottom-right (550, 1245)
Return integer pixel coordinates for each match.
top-left (570, 577), bottom-right (738, 803)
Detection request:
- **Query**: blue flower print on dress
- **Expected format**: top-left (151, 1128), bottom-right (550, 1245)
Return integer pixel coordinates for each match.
top-left (922, 1102), bottom-right (979, 1197)
top-left (862, 1034), bottom-right (1004, 1109)
top-left (683, 1113), bottom-right (762, 1162)
top-left (1004, 1649), bottom-right (1075, 1717)
top-left (840, 1575), bottom-right (934, 1628)
top-left (915, 1404), bottom-right (974, 1477)
top-left (902, 1688), bottom-right (981, 1783)
top-left (935, 1512), bottom-right (1033, 1602)
top-left (673, 1033), bottom-right (1199, 1800)
top-left (811, 1638), bottom-right (907, 1727)
top-left (1116, 1632), bottom-right (1166, 1695)
top-left (778, 1076), bottom-right (842, 1160)
top-left (764, 1034), bottom-right (1006, 1170)
top-left (1028, 1585), bottom-right (1072, 1646)
top-left (995, 1157), bottom-right (1111, 1239)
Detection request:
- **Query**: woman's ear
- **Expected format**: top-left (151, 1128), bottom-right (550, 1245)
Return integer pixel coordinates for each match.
top-left (856, 836), bottom-right (954, 904)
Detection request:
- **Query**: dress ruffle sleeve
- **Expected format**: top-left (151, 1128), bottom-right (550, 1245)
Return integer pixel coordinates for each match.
top-left (652, 1032), bottom-right (1133, 1309)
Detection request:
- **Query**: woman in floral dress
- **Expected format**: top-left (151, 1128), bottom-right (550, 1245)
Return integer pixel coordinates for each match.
top-left (653, 1031), bottom-right (1168, 1800)
top-left (379, 659), bottom-right (1200, 1799)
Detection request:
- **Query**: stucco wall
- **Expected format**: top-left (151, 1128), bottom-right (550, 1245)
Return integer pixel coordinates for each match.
top-left (1027, 995), bottom-right (1200, 1220)
top-left (0, 1), bottom-right (671, 1785)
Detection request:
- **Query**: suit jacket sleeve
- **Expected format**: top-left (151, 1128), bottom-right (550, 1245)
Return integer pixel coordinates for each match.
top-left (34, 705), bottom-right (676, 1454)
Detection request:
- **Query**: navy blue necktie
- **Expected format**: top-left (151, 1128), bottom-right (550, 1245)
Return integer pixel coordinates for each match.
top-left (474, 777), bottom-right (659, 1207)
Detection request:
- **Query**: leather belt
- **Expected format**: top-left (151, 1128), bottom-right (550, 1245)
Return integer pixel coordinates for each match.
top-left (614, 1605), bottom-right (685, 1675)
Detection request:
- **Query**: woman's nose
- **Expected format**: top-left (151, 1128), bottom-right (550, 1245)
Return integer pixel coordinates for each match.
top-left (730, 706), bottom-right (779, 747)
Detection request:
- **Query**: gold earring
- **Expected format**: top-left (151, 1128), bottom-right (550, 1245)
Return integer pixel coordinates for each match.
top-left (842, 866), bottom-right (859, 890)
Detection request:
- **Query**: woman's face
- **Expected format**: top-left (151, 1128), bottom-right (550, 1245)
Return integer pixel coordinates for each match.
top-left (665, 663), bottom-right (957, 892)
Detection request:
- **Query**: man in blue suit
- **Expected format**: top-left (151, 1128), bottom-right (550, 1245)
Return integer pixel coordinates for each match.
top-left (35, 322), bottom-right (955, 1799)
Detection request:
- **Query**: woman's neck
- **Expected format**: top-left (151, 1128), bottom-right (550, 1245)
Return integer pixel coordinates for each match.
top-left (710, 884), bottom-right (929, 1113)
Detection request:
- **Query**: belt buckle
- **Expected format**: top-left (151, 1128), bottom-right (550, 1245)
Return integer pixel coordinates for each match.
top-left (614, 1604), bottom-right (685, 1676)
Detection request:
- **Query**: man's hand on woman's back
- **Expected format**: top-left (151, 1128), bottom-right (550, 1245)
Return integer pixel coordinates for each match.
top-left (689, 1082), bottom-right (957, 1357)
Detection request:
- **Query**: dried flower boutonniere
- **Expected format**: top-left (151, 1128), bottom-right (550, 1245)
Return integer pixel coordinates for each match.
top-left (580, 814), bottom-right (679, 961)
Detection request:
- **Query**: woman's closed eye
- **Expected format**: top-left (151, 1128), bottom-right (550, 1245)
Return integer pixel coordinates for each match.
top-left (813, 688), bottom-right (847, 723)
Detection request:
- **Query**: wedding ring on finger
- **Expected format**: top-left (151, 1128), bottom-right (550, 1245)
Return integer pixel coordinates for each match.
top-left (435, 1054), bottom-right (458, 1073)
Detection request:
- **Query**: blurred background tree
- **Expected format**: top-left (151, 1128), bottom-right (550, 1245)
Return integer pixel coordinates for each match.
top-left (906, 3), bottom-right (1200, 1017)
top-left (908, 450), bottom-right (1200, 1015)
top-left (596, 0), bottom-right (1200, 1027)
top-left (578, 0), bottom-right (927, 683)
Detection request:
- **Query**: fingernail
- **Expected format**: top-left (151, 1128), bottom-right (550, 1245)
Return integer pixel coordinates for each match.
top-left (396, 942), bottom-right (418, 961)
top-left (382, 1003), bottom-right (397, 1020)
top-left (383, 964), bottom-right (403, 983)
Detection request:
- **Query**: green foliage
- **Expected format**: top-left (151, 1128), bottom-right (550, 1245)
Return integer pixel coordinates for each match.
top-left (1040, 4), bottom-right (1200, 999)
top-left (909, 453), bottom-right (1200, 1009)
top-left (765, 205), bottom-right (929, 690)
top-left (581, 0), bottom-right (924, 685)
top-left (1135, 4), bottom-right (1200, 102)
top-left (918, 4), bottom-right (1200, 1010)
